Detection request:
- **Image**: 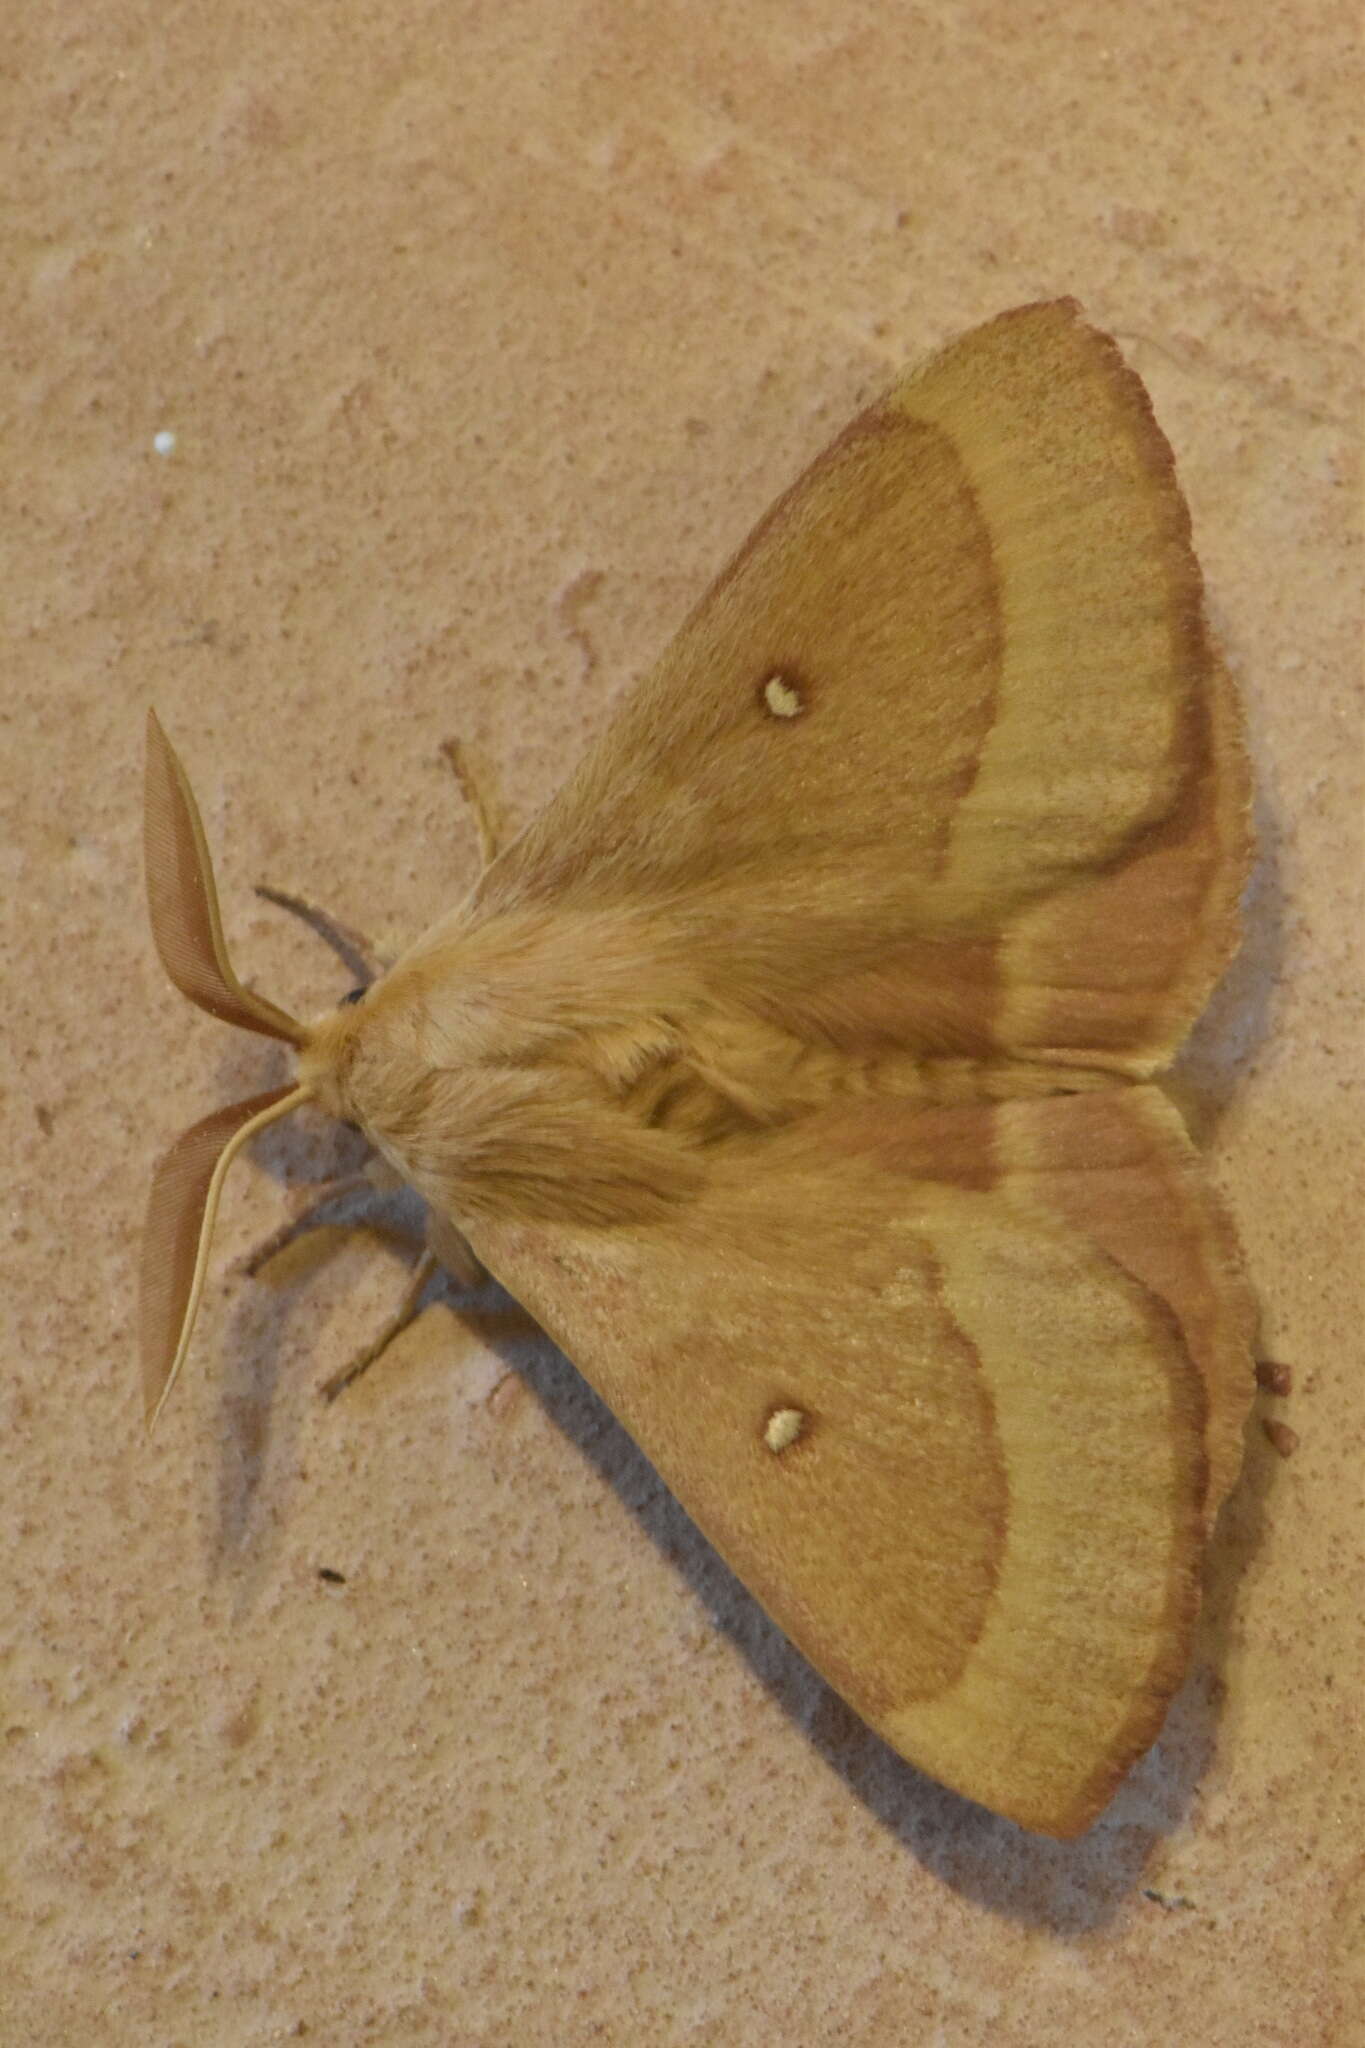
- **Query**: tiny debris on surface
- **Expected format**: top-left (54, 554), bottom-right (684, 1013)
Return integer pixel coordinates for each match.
top-left (1262, 1418), bottom-right (1300, 1459)
top-left (1255, 1359), bottom-right (1294, 1395)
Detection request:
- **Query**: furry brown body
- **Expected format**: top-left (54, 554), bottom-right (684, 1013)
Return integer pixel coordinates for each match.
top-left (302, 904), bottom-right (1112, 1232)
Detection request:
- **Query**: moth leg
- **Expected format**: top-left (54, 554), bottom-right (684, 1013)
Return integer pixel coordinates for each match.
top-left (309, 1211), bottom-right (484, 1403)
top-left (318, 1250), bottom-right (442, 1404)
top-left (239, 1170), bottom-right (383, 1278)
top-left (257, 742), bottom-right (499, 982)
top-left (254, 885), bottom-right (392, 985)
top-left (424, 1207), bottom-right (486, 1290)
top-left (441, 738), bottom-right (501, 871)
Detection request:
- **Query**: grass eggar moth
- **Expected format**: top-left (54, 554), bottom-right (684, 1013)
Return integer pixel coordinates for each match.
top-left (141, 300), bottom-right (1255, 1837)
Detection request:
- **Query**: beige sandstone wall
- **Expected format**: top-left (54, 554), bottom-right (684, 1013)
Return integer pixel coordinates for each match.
top-left (2, 4), bottom-right (1360, 2043)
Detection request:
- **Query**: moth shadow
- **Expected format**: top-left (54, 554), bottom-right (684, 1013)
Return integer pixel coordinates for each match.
top-left (1169, 780), bottom-right (1284, 1137)
top-left (199, 1044), bottom-right (393, 1606)
top-left (207, 1255), bottom-right (306, 1607)
top-left (465, 1303), bottom-right (1229, 1937)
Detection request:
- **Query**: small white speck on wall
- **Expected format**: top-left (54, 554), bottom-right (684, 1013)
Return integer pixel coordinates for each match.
top-left (764, 1406), bottom-right (806, 1453)
top-left (762, 674), bottom-right (802, 718)
top-left (153, 429), bottom-right (177, 456)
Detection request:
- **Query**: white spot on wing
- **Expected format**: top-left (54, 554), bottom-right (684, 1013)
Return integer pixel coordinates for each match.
top-left (762, 673), bottom-right (802, 718)
top-left (764, 1406), bottom-right (806, 1453)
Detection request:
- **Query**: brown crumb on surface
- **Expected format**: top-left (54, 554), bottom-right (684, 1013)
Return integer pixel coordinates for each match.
top-left (1262, 1418), bottom-right (1299, 1458)
top-left (1256, 1359), bottom-right (1294, 1395)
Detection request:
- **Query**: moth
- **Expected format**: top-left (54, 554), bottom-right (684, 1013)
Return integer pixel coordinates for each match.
top-left (141, 300), bottom-right (1256, 1838)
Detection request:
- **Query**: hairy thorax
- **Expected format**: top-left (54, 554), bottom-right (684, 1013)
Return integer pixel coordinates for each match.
top-left (300, 906), bottom-right (1103, 1232)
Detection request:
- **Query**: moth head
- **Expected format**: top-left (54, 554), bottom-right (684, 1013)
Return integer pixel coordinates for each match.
top-left (140, 711), bottom-right (365, 1429)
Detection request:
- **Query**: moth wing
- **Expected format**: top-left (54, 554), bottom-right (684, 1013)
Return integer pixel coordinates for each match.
top-left (476, 300), bottom-right (1249, 1073)
top-left (466, 1087), bottom-right (1254, 1838)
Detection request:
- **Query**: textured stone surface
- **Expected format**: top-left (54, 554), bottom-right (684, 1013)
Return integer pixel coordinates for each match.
top-left (3, 4), bottom-right (1360, 2043)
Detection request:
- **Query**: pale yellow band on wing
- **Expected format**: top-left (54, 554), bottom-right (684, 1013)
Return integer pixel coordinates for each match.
top-left (901, 305), bottom-right (1187, 917)
top-left (878, 1185), bottom-right (1204, 1834)
top-left (893, 301), bottom-right (1251, 1075)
